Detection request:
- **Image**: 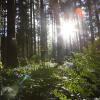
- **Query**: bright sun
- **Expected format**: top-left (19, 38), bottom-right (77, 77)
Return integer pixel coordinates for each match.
top-left (60, 18), bottom-right (76, 42)
top-left (48, 18), bottom-right (77, 43)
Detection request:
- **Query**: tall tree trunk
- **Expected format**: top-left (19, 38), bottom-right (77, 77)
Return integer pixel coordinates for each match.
top-left (87, 0), bottom-right (95, 44)
top-left (40, 0), bottom-right (47, 61)
top-left (93, 0), bottom-right (100, 38)
top-left (52, 0), bottom-right (64, 64)
top-left (6, 0), bottom-right (18, 67)
top-left (33, 0), bottom-right (36, 55)
top-left (17, 0), bottom-right (29, 59)
top-left (52, 14), bottom-right (57, 60)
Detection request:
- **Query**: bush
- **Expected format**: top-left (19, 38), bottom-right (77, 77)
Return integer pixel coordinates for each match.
top-left (1, 63), bottom-right (65, 100)
top-left (1, 39), bottom-right (100, 99)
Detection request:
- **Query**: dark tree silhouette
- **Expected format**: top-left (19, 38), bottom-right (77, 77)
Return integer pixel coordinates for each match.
top-left (6, 0), bottom-right (18, 67)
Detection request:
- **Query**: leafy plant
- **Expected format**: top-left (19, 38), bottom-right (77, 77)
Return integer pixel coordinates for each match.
top-left (1, 39), bottom-right (100, 99)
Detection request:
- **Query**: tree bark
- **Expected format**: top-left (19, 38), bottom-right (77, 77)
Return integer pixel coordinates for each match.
top-left (52, 0), bottom-right (64, 64)
top-left (6, 0), bottom-right (18, 67)
top-left (40, 0), bottom-right (47, 61)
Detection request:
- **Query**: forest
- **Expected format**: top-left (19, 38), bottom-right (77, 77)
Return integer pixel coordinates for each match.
top-left (0, 0), bottom-right (100, 100)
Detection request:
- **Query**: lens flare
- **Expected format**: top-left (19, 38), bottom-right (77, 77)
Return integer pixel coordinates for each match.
top-left (60, 18), bottom-right (76, 42)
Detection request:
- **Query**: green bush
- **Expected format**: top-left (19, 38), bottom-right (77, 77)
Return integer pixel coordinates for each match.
top-left (1, 63), bottom-right (66, 100)
top-left (1, 39), bottom-right (100, 99)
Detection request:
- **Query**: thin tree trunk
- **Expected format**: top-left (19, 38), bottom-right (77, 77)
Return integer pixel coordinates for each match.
top-left (93, 0), bottom-right (100, 38)
top-left (52, 14), bottom-right (56, 60)
top-left (87, 0), bottom-right (95, 44)
top-left (33, 0), bottom-right (36, 55)
top-left (40, 0), bottom-right (47, 61)
top-left (53, 0), bottom-right (64, 64)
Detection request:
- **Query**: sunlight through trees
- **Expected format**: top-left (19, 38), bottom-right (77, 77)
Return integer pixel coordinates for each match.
top-left (0, 0), bottom-right (100, 99)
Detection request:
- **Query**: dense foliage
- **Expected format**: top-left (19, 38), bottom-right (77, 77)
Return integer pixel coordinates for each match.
top-left (0, 41), bottom-right (100, 100)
